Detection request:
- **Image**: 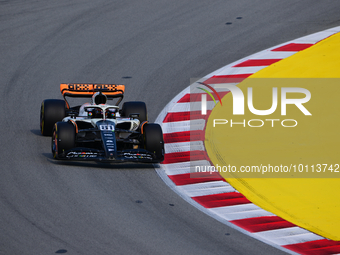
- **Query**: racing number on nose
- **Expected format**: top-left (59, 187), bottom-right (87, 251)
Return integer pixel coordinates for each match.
top-left (99, 125), bottom-right (115, 131)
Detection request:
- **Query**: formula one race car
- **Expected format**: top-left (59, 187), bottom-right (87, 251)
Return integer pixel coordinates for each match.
top-left (40, 83), bottom-right (164, 163)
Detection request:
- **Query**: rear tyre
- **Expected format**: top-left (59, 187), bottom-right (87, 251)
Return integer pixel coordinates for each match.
top-left (52, 122), bottom-right (76, 159)
top-left (40, 99), bottom-right (66, 136)
top-left (121, 101), bottom-right (147, 123)
top-left (143, 123), bottom-right (164, 162)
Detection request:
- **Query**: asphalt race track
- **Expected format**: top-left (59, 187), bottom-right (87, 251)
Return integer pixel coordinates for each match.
top-left (1, 1), bottom-right (340, 254)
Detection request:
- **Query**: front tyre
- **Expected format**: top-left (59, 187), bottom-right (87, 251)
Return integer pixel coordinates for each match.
top-left (121, 101), bottom-right (147, 123)
top-left (40, 99), bottom-right (66, 136)
top-left (52, 122), bottom-right (76, 159)
top-left (143, 123), bottom-right (164, 162)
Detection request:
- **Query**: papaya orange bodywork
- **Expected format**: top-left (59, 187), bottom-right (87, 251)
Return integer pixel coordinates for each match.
top-left (60, 83), bottom-right (125, 97)
top-left (60, 83), bottom-right (125, 108)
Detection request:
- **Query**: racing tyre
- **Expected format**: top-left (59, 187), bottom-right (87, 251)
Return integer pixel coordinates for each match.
top-left (121, 101), bottom-right (147, 123)
top-left (143, 123), bottom-right (164, 162)
top-left (40, 99), bottom-right (66, 136)
top-left (52, 122), bottom-right (76, 159)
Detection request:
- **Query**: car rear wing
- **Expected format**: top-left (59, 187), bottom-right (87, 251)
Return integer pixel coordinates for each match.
top-left (60, 83), bottom-right (125, 108)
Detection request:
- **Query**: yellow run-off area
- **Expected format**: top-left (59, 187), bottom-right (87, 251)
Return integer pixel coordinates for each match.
top-left (205, 33), bottom-right (340, 240)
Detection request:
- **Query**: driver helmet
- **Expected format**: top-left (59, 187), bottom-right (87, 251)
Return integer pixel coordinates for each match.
top-left (92, 92), bottom-right (107, 105)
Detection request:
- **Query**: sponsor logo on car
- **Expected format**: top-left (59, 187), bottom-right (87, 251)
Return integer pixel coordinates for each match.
top-left (66, 151), bottom-right (98, 158)
top-left (122, 152), bottom-right (153, 160)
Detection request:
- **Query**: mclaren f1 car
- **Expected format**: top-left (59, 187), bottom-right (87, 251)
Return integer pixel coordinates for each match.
top-left (40, 83), bottom-right (164, 163)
